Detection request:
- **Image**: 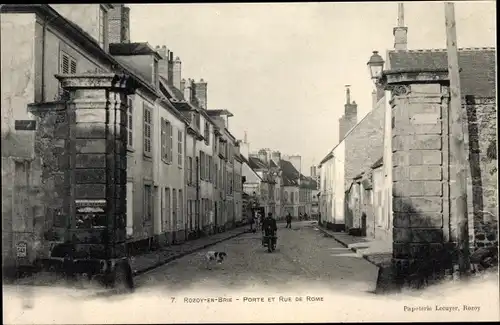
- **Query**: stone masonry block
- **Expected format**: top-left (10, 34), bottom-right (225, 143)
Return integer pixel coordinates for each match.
top-left (393, 213), bottom-right (409, 228)
top-left (412, 124), bottom-right (442, 135)
top-left (75, 169), bottom-right (106, 184)
top-left (411, 134), bottom-right (442, 150)
top-left (410, 213), bottom-right (443, 228)
top-left (409, 166), bottom-right (442, 180)
top-left (393, 181), bottom-right (442, 197)
top-left (75, 109), bottom-right (107, 123)
top-left (411, 229), bottom-right (443, 243)
top-left (393, 197), bottom-right (442, 213)
top-left (410, 83), bottom-right (441, 94)
top-left (394, 228), bottom-right (411, 243)
top-left (392, 151), bottom-right (407, 167)
top-left (75, 184), bottom-right (106, 199)
top-left (409, 150), bottom-right (442, 165)
top-left (393, 243), bottom-right (410, 258)
top-left (75, 154), bottom-right (106, 168)
top-left (392, 135), bottom-right (409, 151)
top-left (408, 103), bottom-right (441, 115)
top-left (393, 166), bottom-right (409, 181)
top-left (75, 123), bottom-right (107, 139)
top-left (76, 139), bottom-right (106, 153)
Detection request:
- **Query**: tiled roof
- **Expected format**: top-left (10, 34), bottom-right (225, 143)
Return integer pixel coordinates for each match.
top-left (109, 42), bottom-right (162, 60)
top-left (248, 157), bottom-right (267, 170)
top-left (280, 160), bottom-right (300, 186)
top-left (282, 174), bottom-right (298, 186)
top-left (159, 76), bottom-right (185, 101)
top-left (388, 48), bottom-right (496, 97)
top-left (299, 176), bottom-right (318, 190)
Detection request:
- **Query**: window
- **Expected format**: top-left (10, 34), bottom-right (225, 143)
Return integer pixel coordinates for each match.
top-left (200, 151), bottom-right (205, 180)
top-left (98, 6), bottom-right (107, 48)
top-left (179, 190), bottom-right (183, 228)
top-left (178, 130), bottom-right (183, 168)
top-left (204, 122), bottom-right (210, 145)
top-left (205, 155), bottom-right (210, 182)
top-left (126, 97), bottom-right (133, 148)
top-left (207, 156), bottom-right (212, 182)
top-left (214, 163), bottom-right (218, 188)
top-left (188, 157), bottom-right (193, 185)
top-left (58, 51), bottom-right (77, 99)
top-left (143, 103), bottom-right (153, 156)
top-left (59, 52), bottom-right (77, 75)
top-left (161, 118), bottom-right (173, 163)
top-left (172, 189), bottom-right (177, 231)
top-left (144, 185), bottom-right (152, 222)
top-left (164, 188), bottom-right (171, 231)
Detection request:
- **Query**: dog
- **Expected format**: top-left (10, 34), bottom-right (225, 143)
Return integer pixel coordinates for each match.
top-left (203, 251), bottom-right (227, 270)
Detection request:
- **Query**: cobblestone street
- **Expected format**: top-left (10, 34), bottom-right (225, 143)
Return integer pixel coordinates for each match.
top-left (134, 221), bottom-right (379, 293)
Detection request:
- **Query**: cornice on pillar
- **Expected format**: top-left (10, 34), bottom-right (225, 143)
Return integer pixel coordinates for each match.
top-left (55, 73), bottom-right (138, 95)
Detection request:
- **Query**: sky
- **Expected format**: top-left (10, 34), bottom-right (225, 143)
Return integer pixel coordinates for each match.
top-left (128, 1), bottom-right (496, 176)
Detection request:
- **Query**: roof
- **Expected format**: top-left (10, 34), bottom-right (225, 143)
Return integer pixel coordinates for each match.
top-left (159, 76), bottom-right (186, 101)
top-left (248, 157), bottom-right (267, 170)
top-left (388, 48), bottom-right (496, 97)
top-left (280, 160), bottom-right (300, 187)
top-left (371, 157), bottom-right (384, 169)
top-left (109, 42), bottom-right (162, 60)
top-left (299, 176), bottom-right (318, 190)
top-left (206, 109), bottom-right (234, 117)
top-left (270, 160), bottom-right (278, 168)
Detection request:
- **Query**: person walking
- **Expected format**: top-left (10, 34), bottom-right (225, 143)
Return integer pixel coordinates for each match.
top-left (285, 212), bottom-right (292, 229)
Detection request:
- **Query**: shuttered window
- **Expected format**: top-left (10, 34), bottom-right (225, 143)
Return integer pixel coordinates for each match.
top-left (143, 103), bottom-right (152, 156)
top-left (178, 130), bottom-right (183, 168)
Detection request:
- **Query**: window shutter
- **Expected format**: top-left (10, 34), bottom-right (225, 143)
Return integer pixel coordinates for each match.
top-left (168, 123), bottom-right (173, 162)
top-left (61, 54), bottom-right (69, 74)
top-left (161, 118), bottom-right (166, 160)
top-left (70, 59), bottom-right (77, 74)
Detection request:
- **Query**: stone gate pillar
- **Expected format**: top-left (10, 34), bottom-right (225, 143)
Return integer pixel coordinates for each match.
top-left (55, 73), bottom-right (135, 259)
top-left (384, 69), bottom-right (454, 287)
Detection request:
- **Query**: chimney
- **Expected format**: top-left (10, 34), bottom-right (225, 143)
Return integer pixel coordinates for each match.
top-left (108, 4), bottom-right (131, 44)
top-left (244, 131), bottom-right (248, 143)
top-left (183, 78), bottom-right (193, 103)
top-left (173, 56), bottom-right (182, 90)
top-left (271, 151), bottom-right (281, 164)
top-left (193, 78), bottom-right (208, 109)
top-left (393, 3), bottom-right (408, 50)
top-left (180, 78), bottom-right (186, 93)
top-left (157, 46), bottom-right (169, 82)
top-left (122, 5), bottom-right (131, 43)
top-left (258, 149), bottom-right (268, 165)
top-left (345, 84), bottom-right (351, 105)
top-left (339, 85), bottom-right (358, 140)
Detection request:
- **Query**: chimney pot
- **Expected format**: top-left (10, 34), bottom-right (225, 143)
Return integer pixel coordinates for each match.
top-left (162, 45), bottom-right (166, 49)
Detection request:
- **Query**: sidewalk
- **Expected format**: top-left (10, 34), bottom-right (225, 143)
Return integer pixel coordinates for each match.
top-left (316, 226), bottom-right (392, 268)
top-left (130, 226), bottom-right (248, 276)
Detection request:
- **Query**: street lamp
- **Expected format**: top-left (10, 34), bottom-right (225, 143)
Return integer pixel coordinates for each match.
top-left (367, 50), bottom-right (385, 83)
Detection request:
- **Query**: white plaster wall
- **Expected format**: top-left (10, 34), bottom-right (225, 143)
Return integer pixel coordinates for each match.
top-left (333, 141), bottom-right (345, 224)
top-left (156, 103), bottom-right (186, 234)
top-left (50, 4), bottom-right (100, 47)
top-left (1, 13), bottom-right (36, 135)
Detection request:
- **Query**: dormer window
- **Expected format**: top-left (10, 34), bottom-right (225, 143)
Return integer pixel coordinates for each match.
top-left (98, 5), bottom-right (108, 49)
